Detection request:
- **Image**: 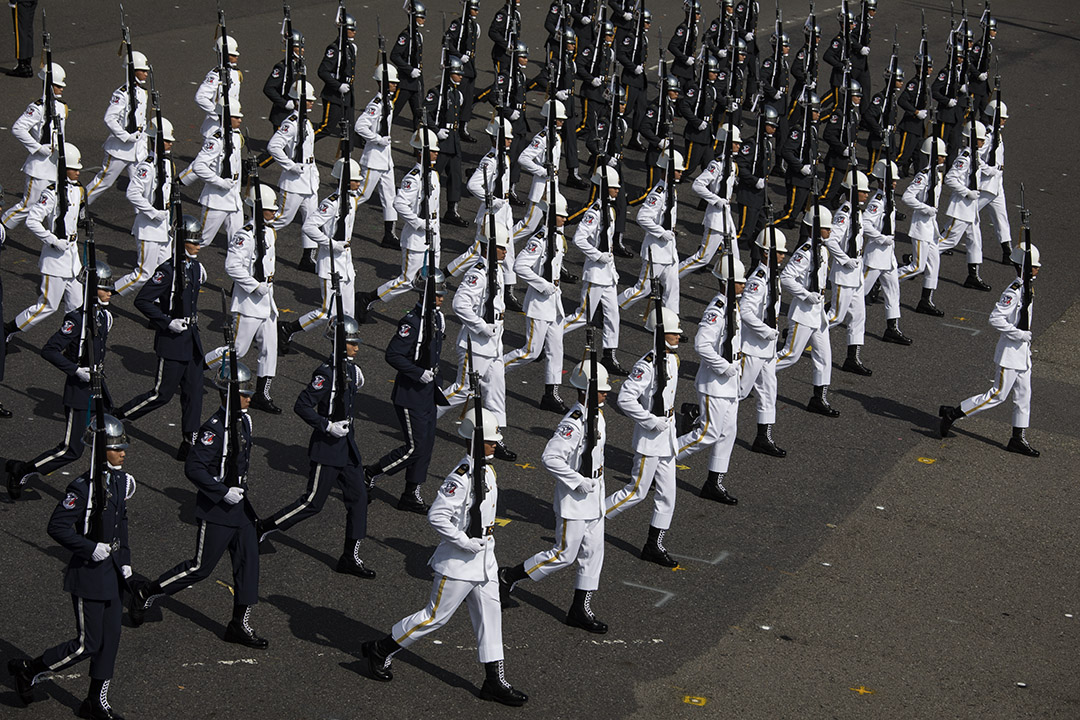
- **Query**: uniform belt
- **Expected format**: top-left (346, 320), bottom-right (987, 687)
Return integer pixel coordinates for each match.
top-left (109, 539), bottom-right (121, 553)
top-left (590, 467), bottom-right (604, 479)
top-left (67, 233), bottom-right (78, 242)
top-left (494, 312), bottom-right (504, 322)
top-left (484, 526), bottom-right (495, 537)
top-left (266, 274), bottom-right (274, 282)
top-left (429, 213), bottom-right (438, 220)
top-left (665, 408), bottom-right (675, 418)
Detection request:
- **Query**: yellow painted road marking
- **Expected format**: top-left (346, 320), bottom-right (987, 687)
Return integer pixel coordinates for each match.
top-left (683, 696), bottom-right (708, 706)
top-left (850, 685), bottom-right (875, 695)
top-left (917, 457), bottom-right (936, 464)
top-left (493, 518), bottom-right (512, 527)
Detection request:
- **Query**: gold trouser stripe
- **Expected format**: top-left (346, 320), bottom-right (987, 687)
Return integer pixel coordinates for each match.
top-left (819, 168), bottom-right (836, 200)
top-left (395, 576), bottom-right (449, 642)
top-left (606, 454), bottom-right (648, 515)
top-left (377, 251), bottom-right (413, 299)
top-left (359, 169), bottom-right (373, 197)
top-left (828, 286), bottom-right (843, 323)
top-left (526, 520), bottom-right (570, 575)
top-left (774, 186), bottom-right (797, 224)
top-left (568, 185), bottom-right (598, 223)
top-left (737, 205), bottom-right (748, 236)
top-left (897, 131), bottom-right (908, 158)
top-left (115, 240), bottom-right (148, 293)
top-left (505, 319), bottom-right (537, 368)
top-left (563, 282), bottom-right (593, 326)
top-left (300, 279), bottom-right (331, 329)
top-left (969, 366), bottom-right (1006, 413)
top-left (18, 275), bottom-right (51, 329)
top-left (576, 99), bottom-right (589, 134)
top-left (776, 321), bottom-right (800, 360)
top-left (442, 346), bottom-right (472, 402)
top-left (629, 166), bottom-right (655, 206)
top-left (1, 178), bottom-right (33, 223)
top-left (84, 156), bottom-right (112, 195)
top-left (313, 103), bottom-right (332, 135)
top-left (937, 220), bottom-right (956, 245)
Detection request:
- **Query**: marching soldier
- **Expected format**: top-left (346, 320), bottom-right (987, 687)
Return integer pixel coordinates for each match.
top-left (426, 56), bottom-right (470, 226)
top-left (355, 64), bottom-right (401, 249)
top-left (115, 229), bottom-right (206, 460)
top-left (365, 267), bottom-right (449, 513)
top-left (499, 361), bottom-right (611, 634)
top-left (576, 18), bottom-right (616, 163)
top-left (820, 10), bottom-right (856, 117)
top-left (862, 159), bottom-right (912, 345)
top-left (258, 316), bottom-right (375, 578)
top-left (819, 79), bottom-right (862, 207)
top-left (313, 11), bottom-right (357, 142)
top-left (679, 56), bottom-right (720, 177)
top-left (939, 244), bottom-right (1041, 457)
top-left (443, 0), bottom-right (481, 142)
top-left (618, 151), bottom-right (684, 313)
top-left (391, 1), bottom-right (426, 129)
top-left (8, 416), bottom-right (134, 720)
top-left (5, 264), bottom-right (114, 500)
top-left (547, 29), bottom-right (588, 187)
top-left (931, 41), bottom-right (969, 164)
top-left (267, 81), bottom-right (319, 271)
top-left (605, 307), bottom-right (683, 567)
top-left (263, 28), bottom-right (305, 131)
top-left (130, 363), bottom-right (268, 649)
top-left (195, 34), bottom-right (242, 138)
top-left (360, 409), bottom-right (528, 706)
top-left (669, 2), bottom-right (704, 88)
top-left (191, 102), bottom-right (245, 247)
top-left (0, 205), bottom-right (8, 417)
top-left (775, 92), bottom-right (820, 227)
top-left (512, 99), bottom-right (565, 242)
top-left (939, 121), bottom-right (992, 291)
top-left (488, 0), bottom-right (521, 76)
top-left (616, 7), bottom-right (651, 147)
top-left (863, 66), bottom-right (904, 171)
top-left (898, 137), bottom-right (947, 315)
top-left (827, 170), bottom-right (873, 377)
top-left (628, 75), bottom-right (680, 206)
top-left (485, 41), bottom-right (531, 199)
top-left (736, 106), bottom-right (780, 258)
top-left (969, 15), bottom-right (997, 116)
top-left (759, 31), bottom-right (791, 126)
top-left (680, 125), bottom-right (739, 276)
top-left (578, 87), bottom-right (632, 257)
top-left (979, 100), bottom-right (1012, 265)
top-left (85, 51), bottom-right (150, 206)
top-left (895, 53), bottom-right (932, 176)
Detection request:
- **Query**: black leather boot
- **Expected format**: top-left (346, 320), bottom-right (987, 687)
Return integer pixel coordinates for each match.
top-left (493, 442), bottom-right (517, 462)
top-left (396, 483), bottom-right (428, 514)
top-left (613, 232), bottom-right (634, 258)
top-left (842, 344), bottom-right (873, 375)
top-left (883, 318), bottom-right (913, 345)
top-left (640, 525), bottom-right (678, 567)
top-left (381, 220), bottom-right (399, 249)
top-left (700, 471), bottom-right (738, 504)
top-left (298, 247), bottom-right (317, 273)
top-left (80, 677), bottom-right (124, 719)
top-left (504, 287), bottom-right (523, 312)
top-left (540, 384), bottom-right (569, 413)
top-left (600, 348), bottom-right (627, 376)
top-left (865, 280), bottom-right (882, 304)
top-left (277, 318), bottom-right (302, 355)
top-left (566, 589), bottom-right (608, 634)
top-left (129, 580), bottom-right (163, 627)
top-left (224, 605), bottom-right (269, 649)
top-left (354, 290), bottom-right (378, 323)
top-left (963, 263), bottom-right (991, 291)
top-left (498, 564), bottom-right (528, 607)
top-left (915, 288), bottom-right (945, 316)
top-left (677, 402), bottom-right (701, 435)
top-left (1000, 242), bottom-right (1012, 265)
top-left (251, 377), bottom-right (283, 414)
top-left (751, 423), bottom-right (787, 457)
top-left (337, 539), bottom-right (377, 578)
top-left (480, 660), bottom-right (529, 706)
top-left (1007, 427), bottom-right (1039, 457)
top-left (361, 636), bottom-right (399, 681)
top-left (5, 458), bottom-right (28, 499)
top-left (938, 404), bottom-right (965, 437)
top-left (8, 656), bottom-right (46, 705)
top-left (807, 386), bottom-right (841, 417)
top-left (565, 171), bottom-right (588, 189)
top-left (445, 202), bottom-right (469, 227)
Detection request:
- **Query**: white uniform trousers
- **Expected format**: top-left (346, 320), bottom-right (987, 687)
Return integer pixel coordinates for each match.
top-left (897, 237), bottom-right (941, 290)
top-left (438, 351), bottom-right (507, 425)
top-left (298, 276), bottom-right (356, 332)
top-left (775, 320), bottom-right (832, 385)
top-left (978, 191), bottom-right (1011, 248)
top-left (604, 453), bottom-right (677, 530)
top-left (391, 574), bottom-right (504, 663)
top-left (270, 191), bottom-right (318, 248)
top-left (863, 267), bottom-right (902, 320)
top-left (115, 240), bottom-right (172, 297)
top-left (523, 515), bottom-right (605, 591)
top-left (676, 392), bottom-right (738, 474)
top-left (938, 217), bottom-right (983, 264)
top-left (85, 155), bottom-right (135, 206)
top-left (738, 355), bottom-right (778, 425)
top-left (1, 176), bottom-right (45, 229)
top-left (512, 203), bottom-right (544, 244)
top-left (199, 206), bottom-right (245, 248)
top-left (356, 167), bottom-right (398, 222)
top-left (205, 313), bottom-right (279, 377)
top-left (960, 365), bottom-right (1031, 428)
top-left (678, 229), bottom-right (730, 277)
top-left (447, 241), bottom-right (518, 285)
top-left (14, 275), bottom-right (82, 332)
top-left (563, 282), bottom-right (620, 349)
top-left (502, 317), bottom-right (564, 385)
top-left (828, 284), bottom-right (866, 345)
top-left (617, 260), bottom-right (679, 315)
top-left (372, 248), bottom-right (437, 308)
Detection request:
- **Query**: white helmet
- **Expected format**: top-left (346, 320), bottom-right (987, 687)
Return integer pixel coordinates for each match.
top-left (803, 204), bottom-right (833, 227)
top-left (64, 143), bottom-right (82, 169)
top-left (569, 360), bottom-right (612, 391)
top-left (920, 136), bottom-right (947, 157)
top-left (216, 35), bottom-right (240, 57)
top-left (983, 98), bottom-right (1008, 119)
top-left (1009, 242), bottom-right (1041, 268)
top-left (125, 50), bottom-right (150, 72)
top-left (712, 254), bottom-right (747, 283)
top-left (644, 306), bottom-right (684, 335)
top-left (483, 220), bottom-right (511, 249)
top-left (410, 128), bottom-right (440, 149)
top-left (657, 150), bottom-right (686, 171)
top-left (841, 169), bottom-right (870, 192)
top-left (38, 62), bottom-right (67, 87)
top-left (755, 226), bottom-right (789, 253)
top-left (374, 63), bottom-right (400, 83)
top-left (715, 123), bottom-right (742, 144)
top-left (961, 120), bottom-right (987, 141)
top-left (591, 166), bottom-right (620, 188)
top-left (218, 99), bottom-right (243, 118)
top-left (871, 158), bottom-right (900, 181)
top-left (554, 192), bottom-right (568, 216)
top-left (288, 80), bottom-right (316, 101)
top-left (246, 183), bottom-right (279, 211)
top-left (486, 117), bottom-right (513, 138)
top-left (149, 117), bottom-right (175, 142)
top-left (331, 157), bottom-right (363, 180)
top-left (458, 407), bottom-right (504, 443)
top-left (541, 99), bottom-right (568, 120)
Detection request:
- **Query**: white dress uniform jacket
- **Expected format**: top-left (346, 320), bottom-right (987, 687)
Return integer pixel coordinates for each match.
top-left (394, 164), bottom-right (441, 252)
top-left (27, 182), bottom-right (84, 278)
top-left (740, 264), bottom-right (779, 358)
top-left (781, 241), bottom-right (829, 328)
top-left (901, 168), bottom-right (942, 242)
top-left (518, 129), bottom-right (561, 203)
top-left (694, 294), bottom-right (741, 398)
top-left (544, 402), bottom-right (607, 520)
top-left (943, 148), bottom-right (981, 223)
top-left (267, 112), bottom-right (318, 195)
top-left (14, 98), bottom-right (68, 179)
top-left (195, 66), bottom-right (242, 137)
top-left (193, 128), bottom-right (243, 212)
top-left (573, 202), bottom-right (619, 285)
top-left (692, 156), bottom-right (738, 232)
top-left (828, 202), bottom-right (863, 287)
top-left (453, 258), bottom-right (505, 358)
top-left (226, 222), bottom-right (278, 318)
top-left (102, 84), bottom-right (149, 163)
top-left (303, 191), bottom-right (359, 283)
top-left (125, 155), bottom-right (173, 242)
top-left (428, 456), bottom-right (499, 582)
top-left (861, 189), bottom-right (897, 271)
top-left (619, 351), bottom-right (679, 456)
top-left (515, 229), bottom-right (564, 322)
top-left (991, 278), bottom-right (1032, 371)
top-left (636, 182), bottom-right (678, 263)
top-left (355, 94), bottom-right (394, 170)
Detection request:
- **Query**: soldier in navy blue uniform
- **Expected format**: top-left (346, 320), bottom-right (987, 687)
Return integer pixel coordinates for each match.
top-left (263, 28), bottom-right (305, 131)
top-left (668, 1), bottom-right (703, 87)
top-left (443, 0), bottom-right (481, 142)
top-left (679, 57), bottom-right (720, 177)
top-left (366, 268), bottom-right (448, 513)
top-left (426, 57), bottom-right (470, 226)
top-left (129, 362), bottom-right (267, 649)
top-left (312, 12), bottom-right (357, 142)
top-left (483, 42), bottom-right (530, 196)
top-left (391, 2), bottom-right (426, 129)
top-left (115, 234), bottom-right (205, 461)
top-left (257, 316), bottom-right (374, 578)
top-left (8, 415), bottom-right (134, 719)
top-left (775, 93), bottom-right (820, 228)
top-left (6, 264), bottom-right (114, 499)
top-left (487, 0), bottom-right (520, 75)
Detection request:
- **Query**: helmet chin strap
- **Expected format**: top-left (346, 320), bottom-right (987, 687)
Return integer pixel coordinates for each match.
top-left (665, 341), bottom-right (678, 351)
top-left (184, 250), bottom-right (199, 259)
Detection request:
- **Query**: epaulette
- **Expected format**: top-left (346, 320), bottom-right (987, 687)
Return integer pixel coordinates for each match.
top-left (455, 463), bottom-right (469, 476)
top-left (409, 167), bottom-right (421, 176)
top-left (655, 182), bottom-right (666, 194)
top-left (569, 409), bottom-right (583, 420)
top-left (329, 191), bottom-right (340, 202)
top-left (643, 351), bottom-right (654, 363)
top-left (212, 130), bottom-right (223, 139)
top-left (1008, 280), bottom-right (1022, 291)
top-left (46, 182), bottom-right (57, 191)
top-left (372, 96), bottom-right (382, 104)
top-left (33, 98), bottom-right (43, 106)
top-left (754, 267), bottom-right (766, 279)
top-left (538, 129), bottom-right (547, 138)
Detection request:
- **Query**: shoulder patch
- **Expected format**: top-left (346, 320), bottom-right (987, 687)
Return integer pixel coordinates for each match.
top-left (151, 270), bottom-right (166, 285)
top-left (200, 430), bottom-right (216, 446)
top-left (703, 308), bottom-right (721, 324)
top-left (398, 323), bottom-right (412, 338)
top-left (311, 374), bottom-right (326, 390)
top-left (61, 318), bottom-right (76, 335)
top-left (556, 422), bottom-right (576, 439)
top-left (63, 492), bottom-right (78, 510)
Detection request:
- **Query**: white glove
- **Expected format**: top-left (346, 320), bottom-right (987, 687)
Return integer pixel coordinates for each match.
top-left (461, 52), bottom-right (471, 63)
top-left (764, 327), bottom-right (779, 342)
top-left (285, 100), bottom-right (296, 111)
top-left (280, 159), bottom-right (299, 174)
top-left (437, 128), bottom-right (450, 140)
top-left (327, 419), bottom-right (351, 438)
top-left (462, 537), bottom-right (487, 554)
top-left (34, 144), bottom-right (51, 157)
top-left (721, 363), bottom-right (739, 377)
top-left (75, 367), bottom-right (91, 383)
top-left (408, 217), bottom-right (427, 231)
top-left (806, 292), bottom-right (823, 305)
top-left (214, 177), bottom-right (234, 191)
top-left (534, 168), bottom-right (549, 180)
top-left (685, 56), bottom-right (695, 66)
top-left (800, 164), bottom-right (813, 176)
top-left (540, 280), bottom-right (557, 296)
top-left (842, 258), bottom-right (858, 270)
top-left (168, 318), bottom-right (189, 334)
top-left (419, 368), bottom-right (436, 384)
top-left (607, 156), bottom-right (618, 168)
top-left (492, 198), bottom-right (509, 211)
top-left (960, 83), bottom-right (968, 93)
top-left (582, 15), bottom-right (592, 24)
top-left (860, 46), bottom-right (870, 56)
top-left (482, 323), bottom-right (498, 338)
top-left (658, 138), bottom-right (670, 151)
top-left (643, 415), bottom-right (668, 432)
top-left (223, 486), bottom-right (245, 505)
top-left (576, 476), bottom-right (597, 494)
top-left (374, 135), bottom-right (391, 147)
top-left (91, 543), bottom-right (112, 562)
top-left (745, 32), bottom-right (754, 43)
top-left (947, 98), bottom-right (957, 108)
top-left (149, 209), bottom-right (168, 223)
top-left (916, 110), bottom-right (927, 119)
top-left (120, 131), bottom-right (137, 144)
top-left (660, 230), bottom-right (676, 244)
top-left (698, 121), bottom-right (708, 131)
top-left (709, 196), bottom-right (727, 208)
top-left (122, 565), bottom-right (133, 579)
top-left (755, 178), bottom-right (765, 189)
top-left (634, 65), bottom-right (644, 75)
top-left (978, 72), bottom-right (988, 82)
top-left (598, 251), bottom-right (614, 264)
top-left (253, 282), bottom-right (270, 296)
top-left (717, 48), bottom-right (728, 59)
top-left (556, 89), bottom-right (569, 101)
top-left (623, 11), bottom-right (633, 20)
top-left (842, 147), bottom-right (850, 157)
top-left (1012, 330), bottom-right (1032, 344)
top-left (591, 77), bottom-right (602, 87)
top-left (339, 82), bottom-right (351, 95)
top-left (773, 90), bottom-right (782, 100)
top-left (411, 68), bottom-right (422, 79)
top-left (510, 109), bottom-right (521, 121)
top-left (331, 240), bottom-right (349, 253)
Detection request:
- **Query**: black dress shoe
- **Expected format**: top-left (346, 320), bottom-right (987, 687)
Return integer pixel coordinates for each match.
top-left (640, 541), bottom-right (678, 568)
top-left (336, 554), bottom-right (377, 578)
top-left (176, 440), bottom-right (193, 462)
top-left (298, 248), bottom-right (317, 272)
top-left (566, 607), bottom-right (608, 634)
top-left (751, 434), bottom-right (787, 458)
top-left (0, 402), bottom-right (11, 418)
top-left (560, 267), bottom-right (578, 284)
top-left (276, 320), bottom-right (294, 355)
top-left (1007, 429), bottom-right (1039, 457)
top-left (565, 173), bottom-right (588, 190)
top-left (224, 620), bottom-right (269, 649)
top-left (459, 129), bottom-right (478, 143)
top-left (842, 356), bottom-right (873, 376)
top-left (493, 442), bottom-right (517, 462)
top-left (8, 658), bottom-right (34, 705)
top-left (539, 390), bottom-right (569, 414)
top-left (509, 192), bottom-right (526, 207)
top-left (883, 326), bottom-right (913, 345)
top-left (700, 482), bottom-right (738, 505)
top-left (915, 298), bottom-right (945, 316)
top-left (360, 640), bottom-right (393, 681)
top-left (6, 458), bottom-right (28, 499)
top-left (445, 212), bottom-right (469, 227)
top-left (12, 60), bottom-right (34, 78)
top-left (249, 395), bottom-right (282, 414)
top-left (79, 698), bottom-right (125, 719)
top-left (963, 273), bottom-right (991, 291)
top-left (497, 567), bottom-right (516, 607)
top-left (504, 288), bottom-right (523, 312)
top-left (396, 493), bottom-right (429, 515)
top-left (807, 396), bottom-right (841, 417)
top-left (479, 678), bottom-right (529, 706)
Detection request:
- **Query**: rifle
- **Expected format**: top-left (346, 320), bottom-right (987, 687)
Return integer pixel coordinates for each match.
top-left (169, 186), bottom-right (189, 323)
top-left (53, 66), bottom-right (70, 241)
top-left (247, 156), bottom-right (268, 284)
top-left (798, 88), bottom-right (812, 168)
top-left (81, 218), bottom-right (109, 544)
top-left (466, 337), bottom-right (487, 538)
top-left (579, 303), bottom-right (599, 480)
top-left (217, 4), bottom-right (234, 181)
top-left (333, 118), bottom-right (352, 246)
top-left (810, 178), bottom-right (822, 293)
top-left (840, 0), bottom-right (851, 65)
top-left (914, 11), bottom-right (930, 117)
top-left (589, 4), bottom-right (607, 76)
top-left (682, 2), bottom-right (695, 57)
top-left (927, 108), bottom-right (943, 200)
top-left (1017, 183), bottom-right (1032, 332)
top-left (881, 30), bottom-right (899, 236)
top-left (435, 46), bottom-right (449, 126)
top-left (335, 1), bottom-right (349, 92)
top-left (295, 61), bottom-right (309, 163)
top-left (967, 92), bottom-right (979, 194)
top-left (149, 67), bottom-right (167, 212)
top-left (750, 106), bottom-right (765, 185)
top-left (218, 289), bottom-right (243, 488)
top-left (631, 0), bottom-right (647, 68)
top-left (647, 248), bottom-right (667, 416)
top-left (282, 2), bottom-right (296, 98)
top-left (119, 4), bottom-right (138, 134)
top-left (857, 0), bottom-right (871, 50)
top-left (976, 2), bottom-right (992, 76)
top-left (414, 111), bottom-right (439, 367)
top-left (542, 66), bottom-right (559, 285)
top-left (988, 73), bottom-right (1001, 161)
top-left (769, 2), bottom-right (783, 92)
top-left (40, 9), bottom-right (56, 144)
top-left (482, 165), bottom-right (498, 326)
top-left (764, 201), bottom-right (779, 329)
top-left (377, 19), bottom-right (392, 137)
top-left (598, 167), bottom-right (610, 254)
top-left (720, 234), bottom-right (736, 363)
top-left (420, 109), bottom-right (435, 261)
top-left (846, 161), bottom-right (861, 259)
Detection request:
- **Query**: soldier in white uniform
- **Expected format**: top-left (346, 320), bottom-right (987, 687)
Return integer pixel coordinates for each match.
top-left (192, 103), bottom-right (245, 247)
top-left (438, 225), bottom-right (516, 462)
top-left (502, 193), bottom-right (569, 413)
top-left (194, 35), bottom-right (243, 138)
top-left (205, 185), bottom-right (281, 414)
top-left (979, 100), bottom-right (1012, 265)
top-left (85, 51), bottom-right (150, 206)
top-left (359, 409), bottom-right (528, 707)
top-left (827, 170), bottom-right (873, 377)
top-left (115, 118), bottom-right (175, 297)
top-left (605, 307), bottom-right (683, 567)
top-left (511, 100), bottom-right (565, 243)
top-left (939, 244), bottom-right (1041, 457)
top-left (354, 64), bottom-right (400, 248)
top-left (2, 63), bottom-right (67, 231)
top-left (355, 128), bottom-right (442, 322)
top-left (563, 167), bottom-right (626, 377)
top-left (675, 256), bottom-right (743, 505)
top-left (618, 151), bottom-right (683, 314)
top-left (5, 143), bottom-right (85, 338)
top-left (897, 137), bottom-right (947, 317)
top-left (499, 361), bottom-right (611, 634)
top-left (278, 159), bottom-right (362, 351)
top-left (738, 226), bottom-right (788, 457)
top-left (267, 81), bottom-right (319, 271)
top-left (862, 159), bottom-right (913, 345)
top-left (679, 125), bottom-right (740, 277)
top-left (939, 121), bottom-right (992, 291)
top-left (775, 206), bottom-right (840, 417)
